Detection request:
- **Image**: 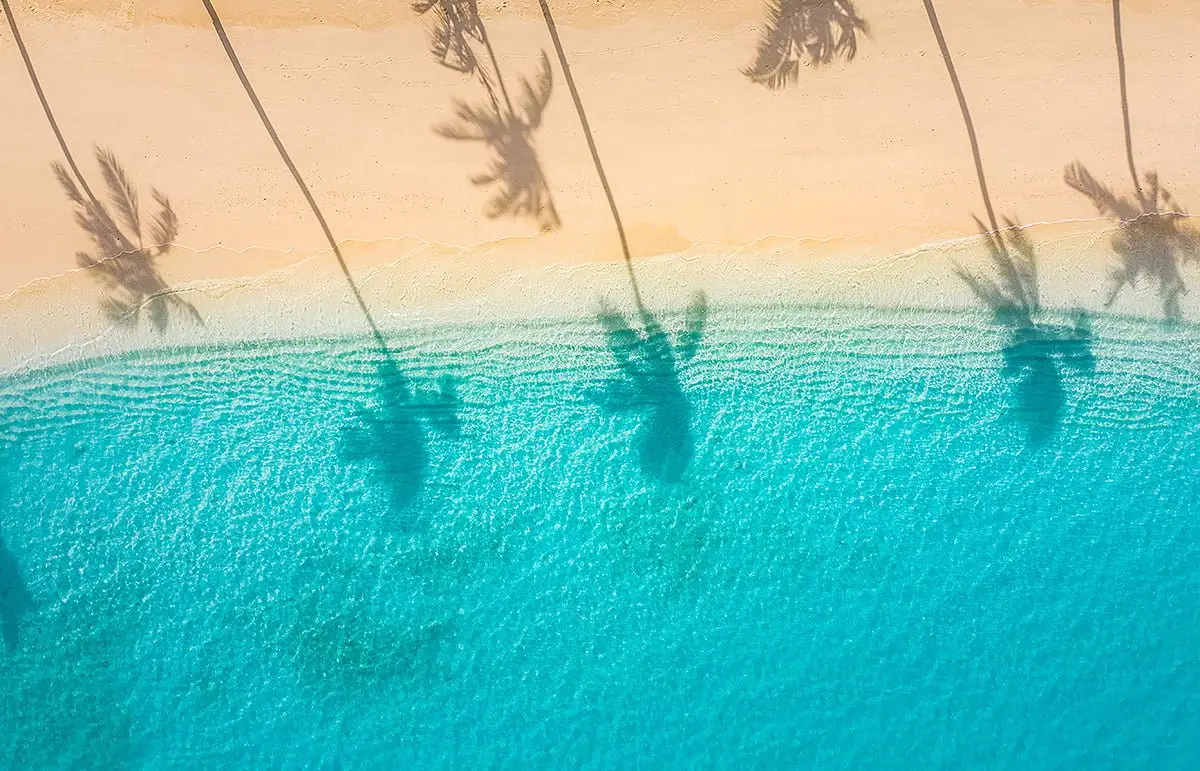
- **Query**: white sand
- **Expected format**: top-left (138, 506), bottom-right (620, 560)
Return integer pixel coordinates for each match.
top-left (2, 0), bottom-right (1198, 371)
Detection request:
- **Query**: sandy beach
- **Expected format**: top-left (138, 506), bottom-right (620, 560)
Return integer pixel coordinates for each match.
top-left (2, 0), bottom-right (1199, 371)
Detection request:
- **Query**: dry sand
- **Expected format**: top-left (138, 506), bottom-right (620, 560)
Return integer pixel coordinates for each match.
top-left (2, 0), bottom-right (1199, 371)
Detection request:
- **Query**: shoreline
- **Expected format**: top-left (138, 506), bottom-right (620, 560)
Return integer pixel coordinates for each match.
top-left (3, 0), bottom-right (1200, 371)
top-left (4, 218), bottom-right (1200, 375)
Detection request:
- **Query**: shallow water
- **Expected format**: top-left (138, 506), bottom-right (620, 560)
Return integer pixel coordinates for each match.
top-left (1, 304), bottom-right (1198, 768)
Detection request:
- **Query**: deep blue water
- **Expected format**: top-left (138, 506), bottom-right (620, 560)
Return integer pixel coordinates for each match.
top-left (1, 304), bottom-right (1198, 768)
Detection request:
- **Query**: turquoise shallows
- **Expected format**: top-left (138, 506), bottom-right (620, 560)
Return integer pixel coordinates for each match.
top-left (1, 305), bottom-right (1198, 768)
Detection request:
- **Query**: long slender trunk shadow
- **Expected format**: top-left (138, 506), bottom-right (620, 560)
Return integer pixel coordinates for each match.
top-left (535, 0), bottom-right (646, 312)
top-left (1062, 1), bottom-right (1199, 321)
top-left (921, 0), bottom-right (998, 236)
top-left (534, 1), bottom-right (709, 481)
top-left (201, 0), bottom-right (386, 351)
top-left (923, 0), bottom-right (1094, 444)
top-left (743, 0), bottom-right (870, 89)
top-left (1112, 0), bottom-right (1143, 204)
top-left (2, 0), bottom-right (101, 209)
top-left (415, 1), bottom-right (560, 230)
top-left (203, 0), bottom-right (462, 520)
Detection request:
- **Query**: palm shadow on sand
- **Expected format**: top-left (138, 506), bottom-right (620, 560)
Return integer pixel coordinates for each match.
top-left (588, 292), bottom-right (708, 482)
top-left (1065, 162), bottom-right (1200, 322)
top-left (341, 359), bottom-right (462, 524)
top-left (416, 1), bottom-right (560, 230)
top-left (743, 0), bottom-right (870, 89)
top-left (0, 533), bottom-right (34, 654)
top-left (55, 147), bottom-right (200, 332)
top-left (956, 216), bottom-right (1095, 445)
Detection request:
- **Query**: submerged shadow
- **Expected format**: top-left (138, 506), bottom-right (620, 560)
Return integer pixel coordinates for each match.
top-left (202, 0), bottom-right (464, 516)
top-left (416, 1), bottom-right (560, 230)
top-left (55, 147), bottom-right (200, 332)
top-left (1065, 162), bottom-right (1199, 321)
top-left (341, 358), bottom-right (462, 522)
top-left (956, 216), bottom-right (1095, 445)
top-left (0, 446), bottom-right (33, 653)
top-left (743, 0), bottom-right (870, 89)
top-left (0, 532), bottom-right (34, 654)
top-left (589, 292), bottom-right (708, 482)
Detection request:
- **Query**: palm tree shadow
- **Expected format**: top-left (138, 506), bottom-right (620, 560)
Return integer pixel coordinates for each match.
top-left (1065, 162), bottom-right (1200, 322)
top-left (54, 147), bottom-right (200, 332)
top-left (416, 2), bottom-right (560, 231)
top-left (588, 291), bottom-right (708, 482)
top-left (341, 358), bottom-right (462, 524)
top-left (743, 0), bottom-right (870, 89)
top-left (436, 53), bottom-right (559, 231)
top-left (956, 216), bottom-right (1095, 445)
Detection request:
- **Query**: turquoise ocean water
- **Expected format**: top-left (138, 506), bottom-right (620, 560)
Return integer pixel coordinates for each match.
top-left (1, 304), bottom-right (1198, 768)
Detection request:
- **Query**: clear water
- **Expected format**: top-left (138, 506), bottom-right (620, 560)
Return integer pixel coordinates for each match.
top-left (1, 304), bottom-right (1198, 768)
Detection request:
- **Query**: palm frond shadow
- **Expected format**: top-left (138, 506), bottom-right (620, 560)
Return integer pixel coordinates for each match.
top-left (588, 291), bottom-right (708, 482)
top-left (957, 217), bottom-right (1095, 445)
top-left (55, 147), bottom-right (200, 332)
top-left (435, 53), bottom-right (560, 231)
top-left (341, 358), bottom-right (462, 524)
top-left (413, 0), bottom-right (484, 74)
top-left (416, 1), bottom-right (560, 230)
top-left (744, 0), bottom-right (870, 89)
top-left (1065, 161), bottom-right (1200, 322)
top-left (286, 548), bottom-right (457, 689)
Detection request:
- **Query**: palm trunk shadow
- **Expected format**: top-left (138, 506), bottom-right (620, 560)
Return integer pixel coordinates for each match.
top-left (534, 0), bottom-right (709, 481)
top-left (535, 0), bottom-right (646, 311)
top-left (921, 0), bottom-right (1094, 444)
top-left (1112, 0), bottom-right (1143, 203)
top-left (921, 0), bottom-right (998, 236)
top-left (202, 0), bottom-right (461, 519)
top-left (1061, 2), bottom-right (1199, 322)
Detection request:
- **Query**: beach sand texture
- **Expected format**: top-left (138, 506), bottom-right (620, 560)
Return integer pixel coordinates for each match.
top-left (2, 0), bottom-right (1199, 370)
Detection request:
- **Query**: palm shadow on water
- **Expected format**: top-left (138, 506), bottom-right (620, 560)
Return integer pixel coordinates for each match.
top-left (54, 148), bottom-right (201, 332)
top-left (196, 0), bottom-right (467, 687)
top-left (415, 0), bottom-right (560, 230)
top-left (341, 359), bottom-right (462, 525)
top-left (199, 0), bottom-right (465, 523)
top-left (588, 291), bottom-right (708, 482)
top-left (743, 0), bottom-right (870, 88)
top-left (956, 217), bottom-right (1095, 445)
top-left (1064, 162), bottom-right (1200, 322)
top-left (0, 534), bottom-right (34, 654)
